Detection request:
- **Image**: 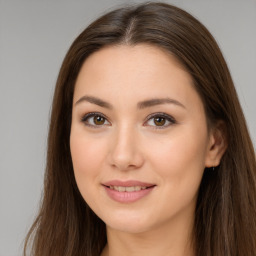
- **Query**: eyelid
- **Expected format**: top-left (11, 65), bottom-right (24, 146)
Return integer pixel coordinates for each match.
top-left (81, 112), bottom-right (111, 128)
top-left (80, 111), bottom-right (176, 129)
top-left (144, 112), bottom-right (176, 129)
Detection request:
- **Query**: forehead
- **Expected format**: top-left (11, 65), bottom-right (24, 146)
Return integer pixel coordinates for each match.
top-left (82, 43), bottom-right (185, 69)
top-left (78, 44), bottom-right (186, 79)
top-left (73, 44), bottom-right (202, 111)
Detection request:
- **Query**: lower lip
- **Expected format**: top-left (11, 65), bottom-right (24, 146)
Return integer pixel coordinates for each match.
top-left (104, 186), bottom-right (155, 203)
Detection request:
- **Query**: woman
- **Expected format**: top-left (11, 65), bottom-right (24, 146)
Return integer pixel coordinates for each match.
top-left (24, 2), bottom-right (256, 256)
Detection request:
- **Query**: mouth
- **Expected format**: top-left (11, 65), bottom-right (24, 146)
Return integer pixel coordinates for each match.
top-left (104, 185), bottom-right (155, 192)
top-left (102, 180), bottom-right (156, 203)
top-left (102, 180), bottom-right (156, 191)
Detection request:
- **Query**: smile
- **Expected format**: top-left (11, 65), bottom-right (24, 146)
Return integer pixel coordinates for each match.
top-left (108, 186), bottom-right (148, 192)
top-left (102, 180), bottom-right (156, 203)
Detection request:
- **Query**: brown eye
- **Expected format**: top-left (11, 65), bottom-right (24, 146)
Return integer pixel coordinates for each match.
top-left (81, 112), bottom-right (110, 127)
top-left (93, 116), bottom-right (105, 125)
top-left (154, 117), bottom-right (166, 126)
top-left (145, 113), bottom-right (176, 129)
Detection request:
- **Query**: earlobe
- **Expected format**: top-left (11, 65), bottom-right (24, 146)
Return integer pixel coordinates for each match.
top-left (205, 121), bottom-right (228, 168)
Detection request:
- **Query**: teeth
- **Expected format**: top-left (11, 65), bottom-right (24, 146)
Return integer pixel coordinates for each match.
top-left (114, 186), bottom-right (125, 192)
top-left (109, 186), bottom-right (147, 192)
top-left (125, 186), bottom-right (135, 192)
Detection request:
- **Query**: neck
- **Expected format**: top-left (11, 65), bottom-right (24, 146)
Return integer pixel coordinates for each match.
top-left (101, 212), bottom-right (195, 256)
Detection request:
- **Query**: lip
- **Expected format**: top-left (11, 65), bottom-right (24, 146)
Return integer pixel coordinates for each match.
top-left (102, 180), bottom-right (156, 203)
top-left (103, 180), bottom-right (155, 187)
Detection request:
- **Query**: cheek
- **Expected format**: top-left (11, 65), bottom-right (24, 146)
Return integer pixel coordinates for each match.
top-left (70, 131), bottom-right (107, 194)
top-left (143, 128), bottom-right (209, 221)
top-left (150, 126), bottom-right (208, 189)
top-left (69, 132), bottom-right (110, 214)
top-left (70, 125), bottom-right (108, 171)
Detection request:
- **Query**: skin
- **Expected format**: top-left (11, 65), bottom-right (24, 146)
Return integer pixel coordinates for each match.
top-left (70, 44), bottom-right (226, 256)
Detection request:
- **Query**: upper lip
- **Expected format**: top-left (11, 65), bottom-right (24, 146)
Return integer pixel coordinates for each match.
top-left (102, 180), bottom-right (156, 187)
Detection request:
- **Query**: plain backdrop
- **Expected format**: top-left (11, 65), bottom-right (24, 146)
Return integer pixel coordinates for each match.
top-left (0, 0), bottom-right (255, 255)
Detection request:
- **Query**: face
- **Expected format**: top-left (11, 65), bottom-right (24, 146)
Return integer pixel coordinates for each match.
top-left (70, 44), bottom-right (216, 234)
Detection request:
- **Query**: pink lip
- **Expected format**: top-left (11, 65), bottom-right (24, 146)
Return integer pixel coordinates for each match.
top-left (102, 180), bottom-right (156, 203)
top-left (103, 180), bottom-right (155, 187)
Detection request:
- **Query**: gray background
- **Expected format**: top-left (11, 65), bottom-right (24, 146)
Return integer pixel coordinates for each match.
top-left (0, 0), bottom-right (255, 255)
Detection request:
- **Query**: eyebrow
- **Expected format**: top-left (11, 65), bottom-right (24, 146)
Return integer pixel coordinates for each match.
top-left (75, 95), bottom-right (186, 109)
top-left (75, 95), bottom-right (113, 109)
top-left (137, 98), bottom-right (186, 109)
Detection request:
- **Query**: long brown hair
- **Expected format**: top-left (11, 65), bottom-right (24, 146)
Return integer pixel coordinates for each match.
top-left (24, 2), bottom-right (256, 255)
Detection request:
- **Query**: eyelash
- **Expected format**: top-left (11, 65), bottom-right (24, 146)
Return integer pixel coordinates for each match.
top-left (145, 112), bottom-right (176, 129)
top-left (81, 112), bottom-right (176, 129)
top-left (81, 112), bottom-right (110, 128)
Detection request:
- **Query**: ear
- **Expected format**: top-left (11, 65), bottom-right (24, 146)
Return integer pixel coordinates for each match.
top-left (205, 120), bottom-right (228, 168)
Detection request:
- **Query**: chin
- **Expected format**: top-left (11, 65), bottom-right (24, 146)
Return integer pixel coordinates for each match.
top-left (100, 209), bottom-right (156, 234)
top-left (107, 221), bottom-right (152, 234)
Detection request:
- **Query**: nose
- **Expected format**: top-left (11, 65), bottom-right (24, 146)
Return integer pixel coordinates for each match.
top-left (107, 125), bottom-right (144, 171)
